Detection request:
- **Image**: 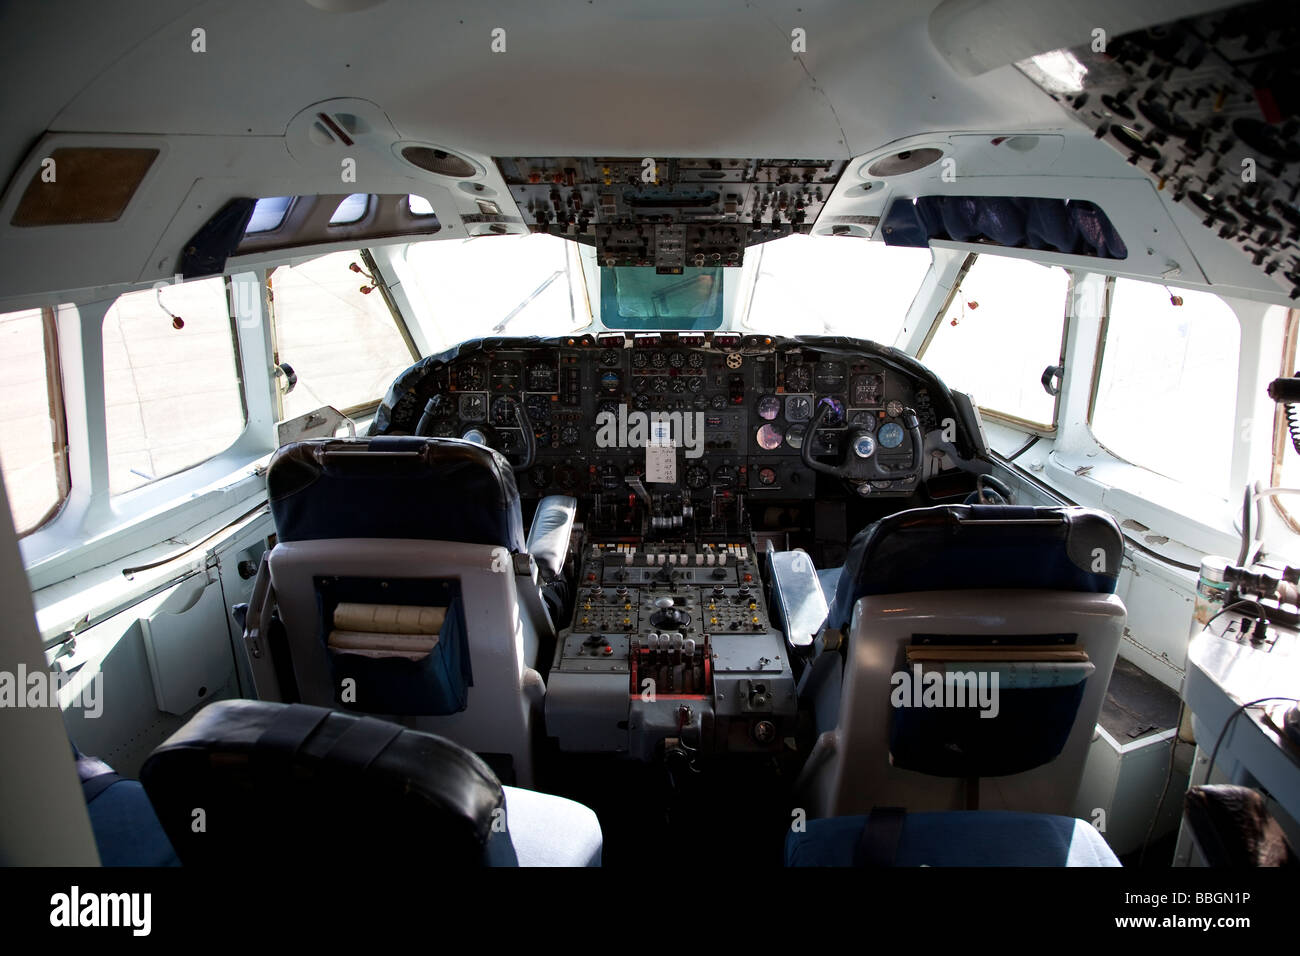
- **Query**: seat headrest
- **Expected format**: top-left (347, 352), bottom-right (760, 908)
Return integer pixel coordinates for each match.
top-left (268, 436), bottom-right (525, 550)
top-left (139, 700), bottom-right (506, 867)
top-left (829, 504), bottom-right (1123, 628)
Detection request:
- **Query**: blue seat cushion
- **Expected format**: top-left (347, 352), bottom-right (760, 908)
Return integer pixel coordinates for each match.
top-left (786, 811), bottom-right (1120, 867)
top-left (826, 504), bottom-right (1122, 629)
top-left (84, 777), bottom-right (180, 867)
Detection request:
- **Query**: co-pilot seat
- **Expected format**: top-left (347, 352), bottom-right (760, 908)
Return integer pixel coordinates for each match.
top-left (787, 504), bottom-right (1126, 819)
top-left (242, 436), bottom-right (577, 787)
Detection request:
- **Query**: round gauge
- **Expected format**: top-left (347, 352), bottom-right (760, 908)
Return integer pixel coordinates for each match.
top-left (713, 465), bottom-right (738, 488)
top-left (461, 427), bottom-right (488, 445)
top-left (431, 422), bottom-right (456, 438)
top-left (670, 378), bottom-right (687, 393)
top-left (650, 351), bottom-right (668, 369)
top-left (490, 396), bottom-right (519, 426)
top-left (598, 462), bottom-right (622, 490)
top-left (601, 348), bottom-right (620, 367)
top-left (878, 422), bottom-right (905, 448)
top-left (525, 394), bottom-right (552, 424)
top-left (817, 396), bottom-right (845, 426)
top-left (652, 377), bottom-right (668, 393)
top-left (756, 424), bottom-right (784, 450)
top-left (849, 410), bottom-right (876, 430)
top-left (560, 425), bottom-right (580, 446)
top-left (852, 434), bottom-right (876, 459)
top-left (599, 370), bottom-right (621, 393)
top-left (556, 465), bottom-right (578, 491)
top-left (458, 363), bottom-right (485, 390)
top-left (529, 465), bottom-right (553, 488)
top-left (785, 364), bottom-right (812, 392)
top-left (757, 467), bottom-right (777, 486)
top-left (785, 395), bottom-right (813, 422)
top-left (491, 360), bottom-right (520, 391)
top-left (633, 394), bottom-right (651, 411)
top-left (851, 373), bottom-right (883, 406)
top-left (887, 400), bottom-right (904, 418)
top-left (710, 394), bottom-right (727, 410)
top-left (785, 424), bottom-right (807, 449)
top-left (669, 351), bottom-right (686, 369)
top-left (632, 376), bottom-right (649, 393)
top-left (687, 376), bottom-right (704, 393)
top-left (597, 399), bottom-right (620, 419)
top-left (686, 464), bottom-right (710, 489)
top-left (632, 351), bottom-right (648, 369)
top-left (756, 395), bottom-right (781, 421)
top-left (459, 393), bottom-right (487, 421)
top-left (688, 352), bottom-right (705, 369)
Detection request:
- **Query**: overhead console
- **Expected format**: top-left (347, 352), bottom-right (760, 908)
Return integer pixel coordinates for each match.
top-left (494, 157), bottom-right (847, 270)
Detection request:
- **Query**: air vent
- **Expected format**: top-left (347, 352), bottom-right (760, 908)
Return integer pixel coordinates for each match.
top-left (399, 146), bottom-right (477, 178)
top-left (866, 148), bottom-right (944, 177)
top-left (12, 147), bottom-right (158, 226)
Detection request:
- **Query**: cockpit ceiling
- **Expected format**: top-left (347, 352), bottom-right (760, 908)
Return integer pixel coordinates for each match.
top-left (498, 158), bottom-right (847, 270)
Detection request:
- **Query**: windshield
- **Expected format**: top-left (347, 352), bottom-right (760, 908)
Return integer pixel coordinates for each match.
top-left (741, 234), bottom-right (932, 341)
top-left (403, 234), bottom-right (590, 349)
top-left (402, 231), bottom-right (934, 348)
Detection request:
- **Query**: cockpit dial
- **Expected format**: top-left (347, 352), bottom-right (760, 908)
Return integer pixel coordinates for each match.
top-left (784, 395), bottom-right (813, 422)
top-left (756, 395), bottom-right (781, 421)
top-left (460, 393), bottom-right (487, 421)
top-left (784, 364), bottom-right (812, 393)
top-left (756, 424), bottom-right (783, 450)
top-left (490, 396), bottom-right (519, 426)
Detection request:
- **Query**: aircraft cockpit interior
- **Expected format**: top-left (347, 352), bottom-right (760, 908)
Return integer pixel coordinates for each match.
top-left (1, 0), bottom-right (1299, 929)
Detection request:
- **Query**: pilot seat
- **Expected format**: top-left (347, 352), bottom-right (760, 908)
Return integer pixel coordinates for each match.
top-left (239, 436), bottom-right (577, 787)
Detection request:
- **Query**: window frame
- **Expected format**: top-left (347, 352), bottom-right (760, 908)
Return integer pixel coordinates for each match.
top-left (1270, 307), bottom-right (1300, 532)
top-left (917, 252), bottom-right (1072, 435)
top-left (266, 247), bottom-right (420, 422)
top-left (4, 305), bottom-right (72, 537)
top-left (101, 275), bottom-right (251, 497)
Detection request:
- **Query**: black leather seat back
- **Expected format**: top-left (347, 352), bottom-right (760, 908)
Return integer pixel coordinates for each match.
top-left (140, 700), bottom-right (506, 867)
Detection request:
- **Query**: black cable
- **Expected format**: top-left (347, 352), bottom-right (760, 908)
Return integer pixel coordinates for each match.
top-left (1287, 401), bottom-right (1300, 455)
top-left (1205, 695), bottom-right (1297, 787)
top-left (1138, 601), bottom-right (1269, 865)
top-left (1138, 696), bottom-right (1187, 868)
top-left (1006, 434), bottom-right (1040, 462)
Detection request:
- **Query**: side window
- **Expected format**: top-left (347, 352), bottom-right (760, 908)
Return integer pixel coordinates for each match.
top-left (268, 250), bottom-right (416, 422)
top-left (920, 255), bottom-right (1070, 430)
top-left (1091, 278), bottom-right (1240, 498)
top-left (103, 277), bottom-right (246, 495)
top-left (0, 308), bottom-right (69, 534)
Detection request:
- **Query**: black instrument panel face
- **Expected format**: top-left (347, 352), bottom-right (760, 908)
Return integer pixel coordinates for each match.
top-left (378, 336), bottom-right (943, 499)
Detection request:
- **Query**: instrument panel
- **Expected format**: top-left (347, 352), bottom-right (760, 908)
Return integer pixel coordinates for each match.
top-left (374, 334), bottom-right (948, 500)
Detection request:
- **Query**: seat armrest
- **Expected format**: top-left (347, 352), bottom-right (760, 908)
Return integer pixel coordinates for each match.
top-left (527, 495), bottom-right (577, 580)
top-left (768, 549), bottom-right (830, 650)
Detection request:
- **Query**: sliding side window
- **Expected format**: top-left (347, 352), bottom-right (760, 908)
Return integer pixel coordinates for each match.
top-left (1091, 278), bottom-right (1239, 499)
top-left (920, 255), bottom-right (1070, 431)
top-left (268, 250), bottom-right (417, 422)
top-left (103, 277), bottom-right (246, 495)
